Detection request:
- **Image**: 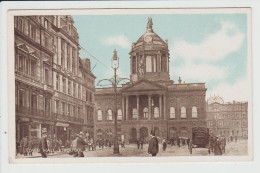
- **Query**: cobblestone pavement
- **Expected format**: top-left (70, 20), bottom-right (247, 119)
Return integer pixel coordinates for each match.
top-left (16, 140), bottom-right (247, 158)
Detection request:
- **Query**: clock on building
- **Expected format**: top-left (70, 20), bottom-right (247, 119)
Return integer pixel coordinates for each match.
top-left (144, 35), bottom-right (152, 43)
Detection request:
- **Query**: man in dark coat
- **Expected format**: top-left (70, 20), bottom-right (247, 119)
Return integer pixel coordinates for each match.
top-left (214, 137), bottom-right (222, 155)
top-left (177, 137), bottom-right (180, 147)
top-left (220, 137), bottom-right (226, 153)
top-left (136, 138), bottom-right (140, 149)
top-left (148, 130), bottom-right (159, 157)
top-left (140, 137), bottom-right (144, 149)
top-left (38, 129), bottom-right (48, 158)
top-left (76, 132), bottom-right (88, 157)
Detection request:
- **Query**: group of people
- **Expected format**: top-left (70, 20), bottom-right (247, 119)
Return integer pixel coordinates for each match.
top-left (18, 134), bottom-right (68, 157)
top-left (209, 136), bottom-right (227, 155)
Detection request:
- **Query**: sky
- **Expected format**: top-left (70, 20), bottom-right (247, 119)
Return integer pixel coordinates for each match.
top-left (73, 13), bottom-right (249, 102)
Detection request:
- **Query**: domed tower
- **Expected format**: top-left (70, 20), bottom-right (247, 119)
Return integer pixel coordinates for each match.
top-left (129, 17), bottom-right (170, 83)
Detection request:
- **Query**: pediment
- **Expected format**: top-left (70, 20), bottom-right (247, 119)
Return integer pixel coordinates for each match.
top-left (122, 79), bottom-right (167, 92)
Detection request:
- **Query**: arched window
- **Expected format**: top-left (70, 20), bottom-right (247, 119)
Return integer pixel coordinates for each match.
top-left (107, 109), bottom-right (112, 120)
top-left (154, 107), bottom-right (159, 118)
top-left (117, 109), bottom-right (122, 120)
top-left (143, 107), bottom-right (148, 118)
top-left (170, 107), bottom-right (175, 118)
top-left (97, 110), bottom-right (102, 121)
top-left (181, 107), bottom-right (186, 118)
top-left (192, 106), bottom-right (198, 118)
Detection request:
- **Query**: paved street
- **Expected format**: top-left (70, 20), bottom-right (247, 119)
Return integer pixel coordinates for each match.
top-left (16, 139), bottom-right (247, 158)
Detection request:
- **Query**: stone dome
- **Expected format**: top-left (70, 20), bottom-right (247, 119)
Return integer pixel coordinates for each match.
top-left (131, 17), bottom-right (168, 52)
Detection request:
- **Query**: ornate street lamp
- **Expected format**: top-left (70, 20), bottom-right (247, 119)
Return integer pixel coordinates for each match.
top-left (97, 49), bottom-right (129, 154)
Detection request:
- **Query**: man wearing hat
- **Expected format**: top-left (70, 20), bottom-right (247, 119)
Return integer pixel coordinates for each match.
top-left (38, 128), bottom-right (48, 158)
top-left (148, 129), bottom-right (159, 157)
top-left (76, 132), bottom-right (88, 157)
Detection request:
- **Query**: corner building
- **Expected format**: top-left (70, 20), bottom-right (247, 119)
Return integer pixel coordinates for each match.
top-left (206, 96), bottom-right (248, 139)
top-left (15, 15), bottom-right (96, 145)
top-left (95, 18), bottom-right (207, 144)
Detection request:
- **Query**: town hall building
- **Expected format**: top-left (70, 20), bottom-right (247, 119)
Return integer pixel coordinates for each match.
top-left (94, 18), bottom-right (207, 144)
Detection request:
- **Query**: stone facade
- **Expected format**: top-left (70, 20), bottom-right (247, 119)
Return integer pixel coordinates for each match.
top-left (94, 18), bottom-right (207, 144)
top-left (206, 96), bottom-right (248, 139)
top-left (15, 15), bottom-right (95, 145)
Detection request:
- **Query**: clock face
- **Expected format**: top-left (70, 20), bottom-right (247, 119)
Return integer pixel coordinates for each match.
top-left (144, 36), bottom-right (152, 43)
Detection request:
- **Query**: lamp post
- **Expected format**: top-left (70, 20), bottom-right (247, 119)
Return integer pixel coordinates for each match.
top-left (97, 49), bottom-right (129, 154)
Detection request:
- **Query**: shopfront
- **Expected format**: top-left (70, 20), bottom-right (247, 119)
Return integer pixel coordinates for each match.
top-left (56, 122), bottom-right (70, 145)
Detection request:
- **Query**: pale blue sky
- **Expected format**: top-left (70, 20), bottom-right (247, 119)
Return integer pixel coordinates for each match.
top-left (73, 14), bottom-right (248, 101)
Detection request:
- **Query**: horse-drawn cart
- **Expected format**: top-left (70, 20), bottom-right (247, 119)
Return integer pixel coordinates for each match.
top-left (189, 127), bottom-right (210, 154)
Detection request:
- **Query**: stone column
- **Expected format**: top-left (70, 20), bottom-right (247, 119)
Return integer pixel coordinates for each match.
top-left (126, 96), bottom-right (129, 121)
top-left (137, 95), bottom-right (139, 120)
top-left (122, 97), bottom-right (125, 121)
top-left (159, 94), bottom-right (162, 119)
top-left (148, 95), bottom-right (151, 120)
top-left (164, 94), bottom-right (167, 120)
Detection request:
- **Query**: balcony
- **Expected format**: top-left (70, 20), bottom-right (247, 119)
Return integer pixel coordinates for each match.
top-left (55, 113), bottom-right (85, 124)
top-left (16, 105), bottom-right (53, 119)
top-left (44, 84), bottom-right (54, 93)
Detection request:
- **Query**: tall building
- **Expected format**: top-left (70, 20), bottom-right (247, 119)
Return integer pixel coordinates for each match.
top-left (15, 15), bottom-right (95, 145)
top-left (94, 18), bottom-right (207, 144)
top-left (206, 96), bottom-right (248, 139)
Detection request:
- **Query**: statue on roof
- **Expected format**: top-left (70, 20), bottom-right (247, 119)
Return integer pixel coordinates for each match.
top-left (147, 17), bottom-right (153, 32)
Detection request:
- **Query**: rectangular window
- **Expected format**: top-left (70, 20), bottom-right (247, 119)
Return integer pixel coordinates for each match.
top-left (31, 61), bottom-right (36, 77)
top-left (44, 69), bottom-right (49, 84)
top-left (44, 97), bottom-right (50, 116)
top-left (67, 104), bottom-right (70, 116)
top-left (78, 85), bottom-right (81, 99)
top-left (68, 81), bottom-right (71, 95)
top-left (62, 78), bottom-right (66, 93)
top-left (55, 100), bottom-right (59, 113)
top-left (56, 74), bottom-right (59, 90)
top-left (73, 83), bottom-right (76, 97)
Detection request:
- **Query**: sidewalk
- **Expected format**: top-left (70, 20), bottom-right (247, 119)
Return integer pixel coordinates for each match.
top-left (16, 151), bottom-right (67, 158)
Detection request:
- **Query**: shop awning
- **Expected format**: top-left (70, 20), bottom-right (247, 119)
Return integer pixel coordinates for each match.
top-left (56, 122), bottom-right (69, 127)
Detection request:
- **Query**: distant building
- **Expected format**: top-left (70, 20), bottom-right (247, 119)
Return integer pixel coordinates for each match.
top-left (94, 18), bottom-right (207, 144)
top-left (206, 96), bottom-right (248, 139)
top-left (15, 15), bottom-right (95, 145)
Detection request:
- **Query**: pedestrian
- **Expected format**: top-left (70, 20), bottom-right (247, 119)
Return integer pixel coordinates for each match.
top-left (38, 129), bottom-right (48, 158)
top-left (136, 138), bottom-right (140, 149)
top-left (214, 137), bottom-right (222, 156)
top-left (140, 137), bottom-right (144, 149)
top-left (209, 136), bottom-right (215, 154)
top-left (58, 139), bottom-right (63, 151)
top-left (177, 137), bottom-right (180, 147)
top-left (148, 130), bottom-right (159, 157)
top-left (71, 135), bottom-right (78, 157)
top-left (28, 137), bottom-right (33, 156)
top-left (49, 138), bottom-right (54, 154)
top-left (187, 138), bottom-right (191, 149)
top-left (162, 138), bottom-right (167, 151)
top-left (76, 132), bottom-right (88, 157)
top-left (23, 136), bottom-right (28, 156)
top-left (220, 137), bottom-right (226, 154)
top-left (121, 139), bottom-right (125, 148)
top-left (235, 136), bottom-right (237, 143)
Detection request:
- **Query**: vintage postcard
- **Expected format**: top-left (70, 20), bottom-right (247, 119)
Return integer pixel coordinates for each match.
top-left (7, 7), bottom-right (252, 164)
